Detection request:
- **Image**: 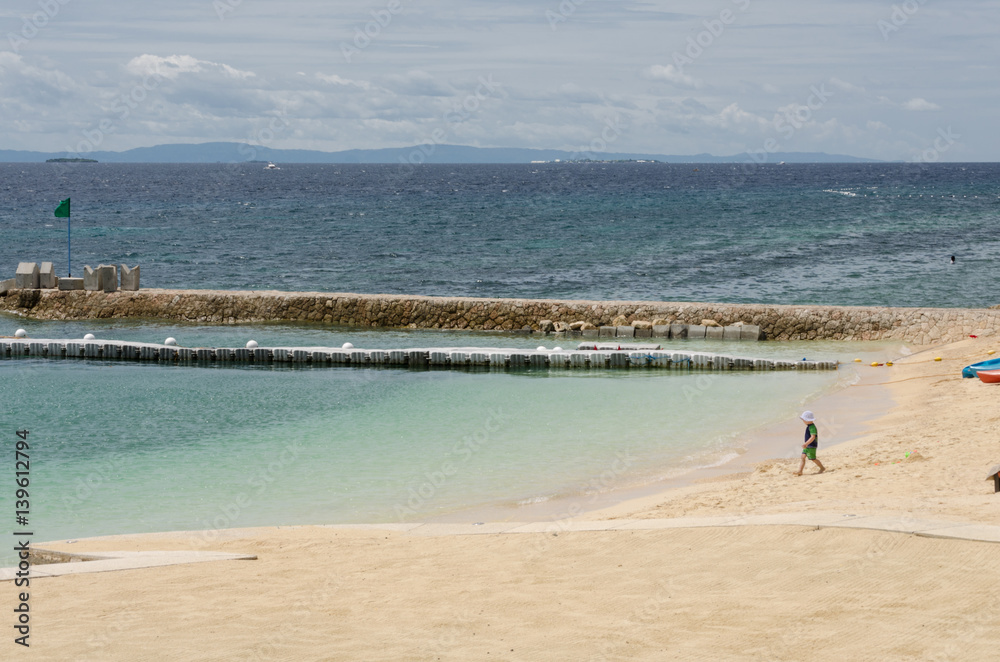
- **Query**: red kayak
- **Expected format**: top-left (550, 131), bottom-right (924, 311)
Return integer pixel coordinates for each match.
top-left (977, 369), bottom-right (1000, 384)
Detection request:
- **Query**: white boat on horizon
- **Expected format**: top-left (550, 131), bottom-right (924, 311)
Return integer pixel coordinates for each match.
top-left (265, 162), bottom-right (280, 170)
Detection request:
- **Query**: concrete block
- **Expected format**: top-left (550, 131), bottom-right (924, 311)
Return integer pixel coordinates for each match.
top-left (635, 328), bottom-right (652, 338)
top-left (740, 325), bottom-right (761, 340)
top-left (58, 277), bottom-right (84, 291)
top-left (83, 265), bottom-right (102, 291)
top-left (599, 326), bottom-right (616, 337)
top-left (616, 326), bottom-right (635, 338)
top-left (581, 328), bottom-right (599, 338)
top-left (98, 265), bottom-right (118, 293)
top-left (39, 262), bottom-right (56, 288)
top-left (0, 278), bottom-right (14, 295)
top-left (706, 325), bottom-right (726, 340)
top-left (15, 262), bottom-right (39, 289)
top-left (687, 325), bottom-right (707, 339)
top-left (669, 324), bottom-right (688, 339)
top-left (120, 264), bottom-right (140, 291)
top-left (722, 326), bottom-right (742, 341)
top-left (652, 325), bottom-right (670, 338)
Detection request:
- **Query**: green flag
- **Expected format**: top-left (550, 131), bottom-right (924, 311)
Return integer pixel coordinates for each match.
top-left (54, 198), bottom-right (71, 218)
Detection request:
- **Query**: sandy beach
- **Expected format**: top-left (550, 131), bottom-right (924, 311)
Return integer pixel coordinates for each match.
top-left (8, 336), bottom-right (1000, 661)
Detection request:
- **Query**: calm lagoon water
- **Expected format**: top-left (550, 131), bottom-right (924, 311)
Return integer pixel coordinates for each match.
top-left (0, 317), bottom-right (903, 564)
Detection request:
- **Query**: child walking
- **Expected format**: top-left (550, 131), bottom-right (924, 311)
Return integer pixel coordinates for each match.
top-left (796, 410), bottom-right (826, 475)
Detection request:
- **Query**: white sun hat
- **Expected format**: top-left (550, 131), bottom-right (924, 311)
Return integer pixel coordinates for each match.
top-left (800, 410), bottom-right (816, 422)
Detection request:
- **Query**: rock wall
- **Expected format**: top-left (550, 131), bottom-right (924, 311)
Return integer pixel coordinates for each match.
top-left (4, 288), bottom-right (1000, 345)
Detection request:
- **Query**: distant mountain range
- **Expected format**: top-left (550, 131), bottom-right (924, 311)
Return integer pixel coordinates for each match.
top-left (0, 142), bottom-right (882, 164)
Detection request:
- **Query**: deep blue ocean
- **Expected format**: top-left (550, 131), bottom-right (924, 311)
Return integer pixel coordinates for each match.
top-left (1, 161), bottom-right (998, 306)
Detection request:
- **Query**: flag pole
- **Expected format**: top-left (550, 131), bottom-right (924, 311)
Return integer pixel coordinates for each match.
top-left (68, 208), bottom-right (71, 277)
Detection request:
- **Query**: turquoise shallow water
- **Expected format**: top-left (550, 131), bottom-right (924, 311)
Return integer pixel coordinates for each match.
top-left (0, 316), bottom-right (904, 564)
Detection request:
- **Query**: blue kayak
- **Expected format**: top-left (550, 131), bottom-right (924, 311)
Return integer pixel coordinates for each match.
top-left (962, 357), bottom-right (1000, 378)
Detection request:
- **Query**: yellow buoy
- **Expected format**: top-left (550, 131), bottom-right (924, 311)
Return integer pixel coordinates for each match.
top-left (989, 351), bottom-right (996, 355)
top-left (854, 358), bottom-right (862, 363)
top-left (870, 362), bottom-right (879, 367)
top-left (934, 357), bottom-right (942, 362)
top-left (886, 361), bottom-right (893, 367)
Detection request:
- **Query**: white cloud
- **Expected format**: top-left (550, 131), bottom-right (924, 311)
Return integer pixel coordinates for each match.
top-left (125, 55), bottom-right (255, 81)
top-left (704, 103), bottom-right (768, 131)
top-left (315, 73), bottom-right (372, 90)
top-left (902, 97), bottom-right (940, 111)
top-left (644, 64), bottom-right (701, 89)
top-left (829, 77), bottom-right (865, 94)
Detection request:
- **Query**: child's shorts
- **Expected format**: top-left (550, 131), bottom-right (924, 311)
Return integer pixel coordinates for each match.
top-left (802, 447), bottom-right (817, 460)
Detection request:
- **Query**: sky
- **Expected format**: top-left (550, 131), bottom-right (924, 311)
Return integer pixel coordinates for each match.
top-left (1, 0), bottom-right (998, 161)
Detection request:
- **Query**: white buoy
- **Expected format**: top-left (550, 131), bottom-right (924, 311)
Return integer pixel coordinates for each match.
top-left (342, 342), bottom-right (354, 349)
top-left (14, 329), bottom-right (27, 338)
top-left (164, 337), bottom-right (177, 346)
top-left (553, 347), bottom-right (563, 352)
top-left (246, 340), bottom-right (258, 349)
top-left (537, 346), bottom-right (546, 351)
top-left (83, 333), bottom-right (95, 340)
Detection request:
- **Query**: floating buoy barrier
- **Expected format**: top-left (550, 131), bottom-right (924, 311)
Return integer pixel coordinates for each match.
top-left (854, 358), bottom-right (862, 363)
top-left (934, 357), bottom-right (942, 362)
top-left (0, 338), bottom-right (841, 373)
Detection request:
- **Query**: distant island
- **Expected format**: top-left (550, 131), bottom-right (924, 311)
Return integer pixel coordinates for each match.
top-left (1, 143), bottom-right (884, 165)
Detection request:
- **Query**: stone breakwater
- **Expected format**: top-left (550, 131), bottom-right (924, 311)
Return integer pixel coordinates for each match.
top-left (3, 288), bottom-right (1000, 345)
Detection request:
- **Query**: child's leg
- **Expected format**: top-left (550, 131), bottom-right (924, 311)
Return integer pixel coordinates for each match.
top-left (797, 453), bottom-right (806, 475)
top-left (812, 458), bottom-right (826, 473)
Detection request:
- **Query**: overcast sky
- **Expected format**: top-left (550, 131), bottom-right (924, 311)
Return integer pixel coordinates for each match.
top-left (1, 0), bottom-right (997, 160)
